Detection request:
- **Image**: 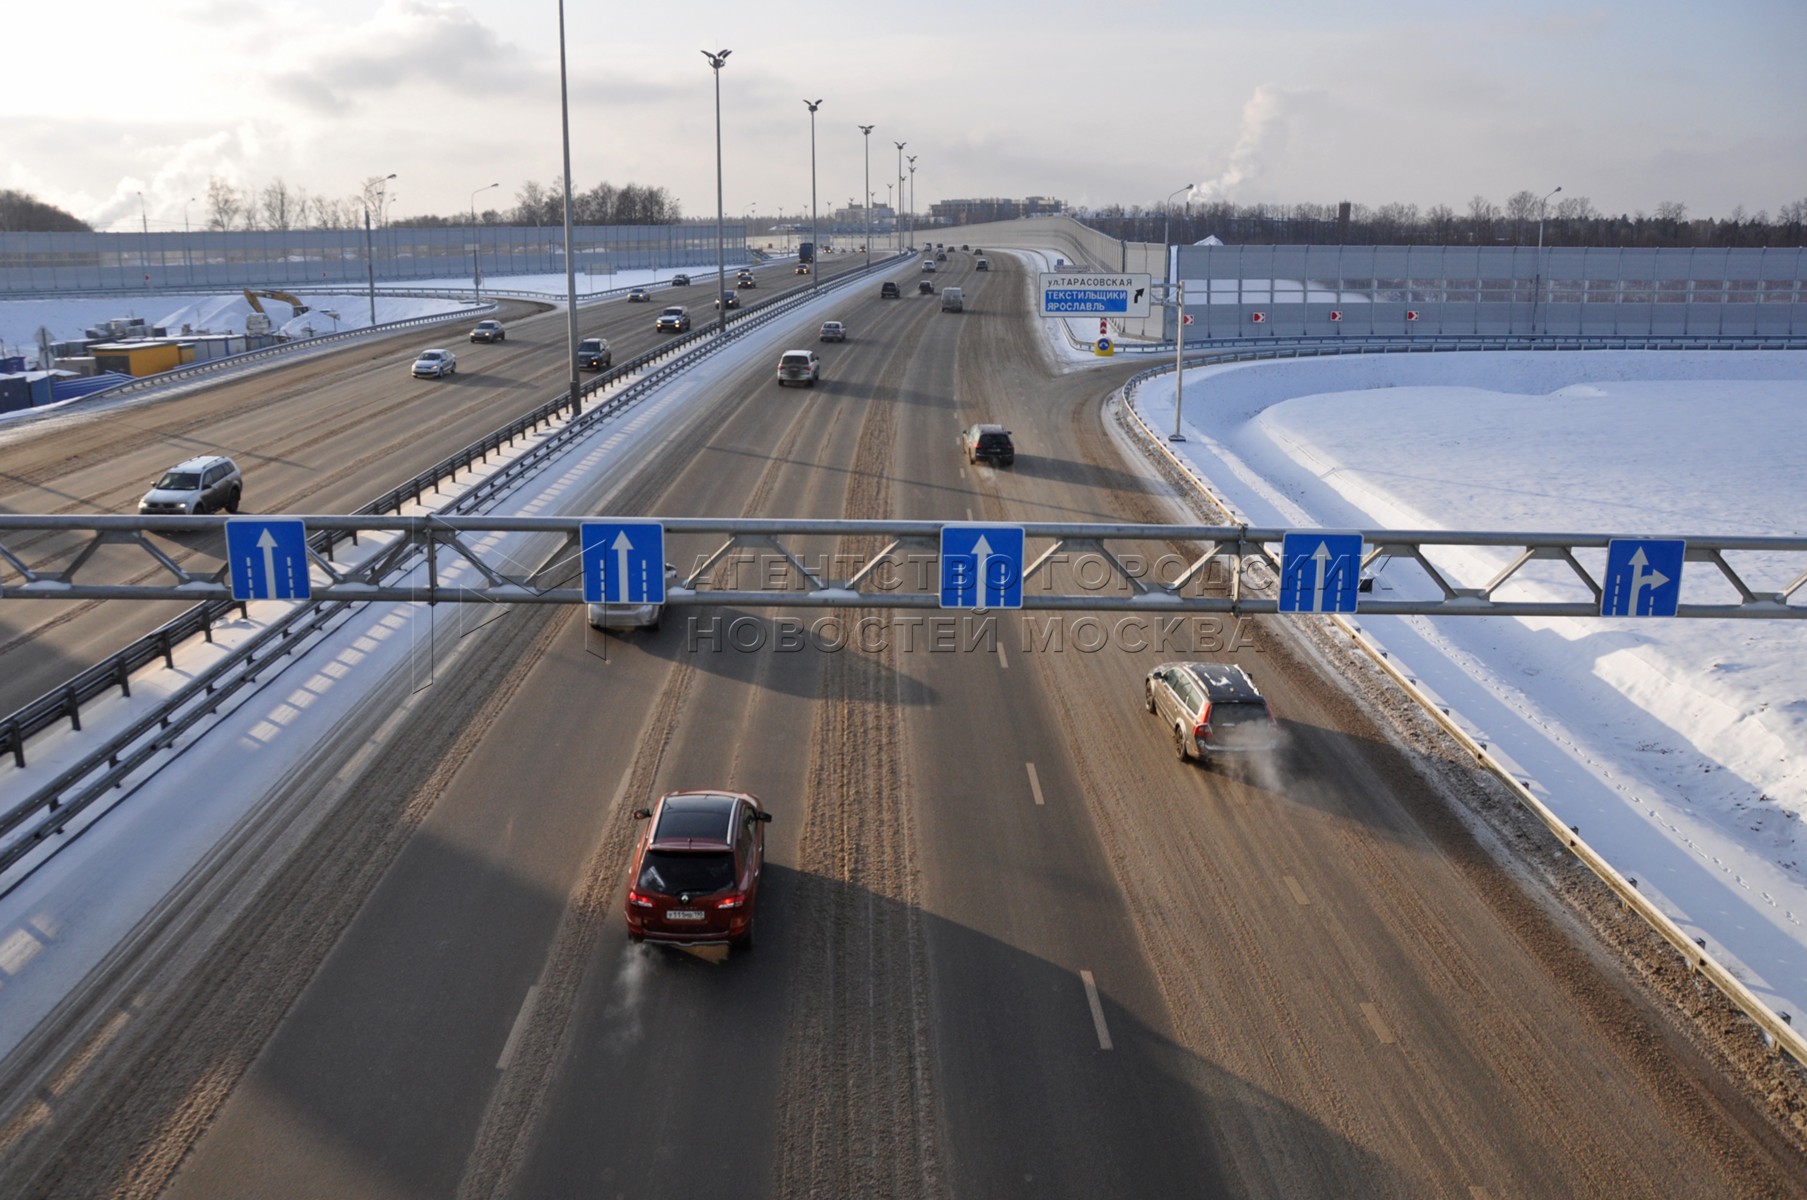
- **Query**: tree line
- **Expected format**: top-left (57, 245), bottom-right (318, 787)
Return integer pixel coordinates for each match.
top-left (190, 175), bottom-right (681, 232)
top-left (1083, 191), bottom-right (1807, 249)
top-left (0, 189), bottom-right (90, 233)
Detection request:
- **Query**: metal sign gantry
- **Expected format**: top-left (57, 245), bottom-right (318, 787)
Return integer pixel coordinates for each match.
top-left (2, 515), bottom-right (1805, 619)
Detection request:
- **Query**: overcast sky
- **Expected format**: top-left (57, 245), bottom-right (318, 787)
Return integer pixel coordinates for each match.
top-left (10, 0), bottom-right (1805, 232)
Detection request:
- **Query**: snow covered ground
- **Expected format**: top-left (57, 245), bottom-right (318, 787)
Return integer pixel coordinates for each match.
top-left (1123, 349), bottom-right (1807, 1021)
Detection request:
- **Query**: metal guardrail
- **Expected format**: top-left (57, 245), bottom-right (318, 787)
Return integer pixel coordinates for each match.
top-left (1116, 355), bottom-right (1807, 1065)
top-left (0, 251), bottom-right (913, 886)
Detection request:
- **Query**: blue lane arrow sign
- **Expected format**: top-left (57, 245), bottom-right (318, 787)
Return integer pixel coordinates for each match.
top-left (940, 524), bottom-right (1025, 609)
top-left (1600, 538), bottom-right (1685, 616)
top-left (580, 520), bottom-right (666, 605)
top-left (226, 518), bottom-right (311, 601)
top-left (1278, 531), bottom-right (1363, 614)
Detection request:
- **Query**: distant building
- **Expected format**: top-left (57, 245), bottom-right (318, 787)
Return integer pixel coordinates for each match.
top-left (929, 196), bottom-right (1066, 225)
top-left (831, 203), bottom-right (895, 228)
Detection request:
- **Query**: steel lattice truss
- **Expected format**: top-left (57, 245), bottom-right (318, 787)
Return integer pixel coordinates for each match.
top-left (2, 515), bottom-right (1805, 619)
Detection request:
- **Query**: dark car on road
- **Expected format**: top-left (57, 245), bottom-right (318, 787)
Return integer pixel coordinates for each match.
top-left (625, 790), bottom-right (771, 949)
top-left (671, 273), bottom-right (691, 286)
top-left (1144, 662), bottom-right (1282, 766)
top-left (577, 337), bottom-right (613, 370)
top-left (655, 306), bottom-right (691, 333)
top-left (961, 423), bottom-right (1015, 466)
top-left (468, 319), bottom-right (505, 343)
top-left (880, 281), bottom-right (901, 299)
top-left (716, 290), bottom-right (740, 310)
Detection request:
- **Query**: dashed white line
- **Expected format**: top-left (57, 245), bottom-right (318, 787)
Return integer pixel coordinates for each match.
top-left (1360, 1001), bottom-right (1396, 1045)
top-left (1026, 761), bottom-right (1045, 806)
top-left (496, 984), bottom-right (541, 1070)
top-left (1283, 875), bottom-right (1310, 906)
top-left (996, 641), bottom-right (1009, 669)
top-left (1080, 970), bottom-right (1114, 1050)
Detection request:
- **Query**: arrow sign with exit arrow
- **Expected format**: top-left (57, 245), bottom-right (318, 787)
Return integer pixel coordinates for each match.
top-left (1600, 538), bottom-right (1685, 616)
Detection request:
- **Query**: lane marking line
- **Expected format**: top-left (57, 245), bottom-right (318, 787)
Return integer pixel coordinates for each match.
top-left (1080, 970), bottom-right (1114, 1050)
top-left (1283, 875), bottom-right (1310, 906)
top-left (1026, 761), bottom-right (1045, 806)
top-left (1470, 1189), bottom-right (1492, 1200)
top-left (1360, 1001), bottom-right (1396, 1046)
top-left (996, 641), bottom-right (1009, 669)
top-left (496, 984), bottom-right (542, 1070)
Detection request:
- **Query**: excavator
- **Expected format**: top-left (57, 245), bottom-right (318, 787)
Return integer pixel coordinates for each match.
top-left (242, 289), bottom-right (309, 335)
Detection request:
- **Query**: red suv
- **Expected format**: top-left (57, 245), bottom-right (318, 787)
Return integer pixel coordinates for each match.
top-left (625, 791), bottom-right (771, 949)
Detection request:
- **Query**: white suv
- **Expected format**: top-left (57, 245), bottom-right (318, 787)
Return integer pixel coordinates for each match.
top-left (776, 350), bottom-right (821, 387)
top-left (139, 455), bottom-right (243, 519)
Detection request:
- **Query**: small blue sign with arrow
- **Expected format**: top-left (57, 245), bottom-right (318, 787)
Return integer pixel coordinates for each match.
top-left (1600, 538), bottom-right (1685, 617)
top-left (580, 520), bottom-right (667, 605)
top-left (1278, 531), bottom-right (1363, 614)
top-left (940, 524), bottom-right (1025, 609)
top-left (226, 518), bottom-right (312, 601)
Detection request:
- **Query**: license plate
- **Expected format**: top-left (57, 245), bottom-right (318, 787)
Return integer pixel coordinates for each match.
top-left (665, 910), bottom-right (705, 922)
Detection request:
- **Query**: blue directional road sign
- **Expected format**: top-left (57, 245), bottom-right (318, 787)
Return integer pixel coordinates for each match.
top-left (580, 520), bottom-right (666, 605)
top-left (226, 518), bottom-right (312, 601)
top-left (1278, 531), bottom-right (1363, 614)
top-left (1600, 538), bottom-right (1685, 617)
top-left (940, 524), bottom-right (1025, 609)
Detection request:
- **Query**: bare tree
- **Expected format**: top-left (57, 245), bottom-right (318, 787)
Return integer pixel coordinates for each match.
top-left (205, 176), bottom-right (242, 231)
top-left (260, 178), bottom-right (296, 231)
top-left (1654, 200), bottom-right (1689, 222)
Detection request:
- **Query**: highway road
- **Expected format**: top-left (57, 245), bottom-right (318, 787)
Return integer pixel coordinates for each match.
top-left (4, 247), bottom-right (1804, 1197)
top-left (0, 250), bottom-right (868, 717)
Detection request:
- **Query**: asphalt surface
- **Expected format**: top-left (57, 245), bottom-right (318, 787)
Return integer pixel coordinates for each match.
top-left (0, 251), bottom-right (868, 716)
top-left (5, 248), bottom-right (1805, 1198)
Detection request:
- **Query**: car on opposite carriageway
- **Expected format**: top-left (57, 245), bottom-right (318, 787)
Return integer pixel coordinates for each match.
top-left (577, 337), bottom-right (613, 370)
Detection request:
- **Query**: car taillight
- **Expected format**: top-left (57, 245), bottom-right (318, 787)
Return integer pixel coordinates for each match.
top-left (716, 892), bottom-right (746, 910)
top-left (627, 889), bottom-right (656, 908)
top-left (1196, 700), bottom-right (1211, 741)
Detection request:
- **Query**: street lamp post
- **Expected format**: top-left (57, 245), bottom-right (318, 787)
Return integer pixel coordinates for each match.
top-left (1163, 182), bottom-right (1194, 340)
top-left (805, 99), bottom-right (822, 290)
top-left (858, 125), bottom-right (874, 271)
top-left (470, 181), bottom-right (498, 301)
top-left (906, 155), bottom-right (916, 249)
top-left (704, 49), bottom-right (732, 335)
top-left (557, 2), bottom-right (583, 413)
top-left (1535, 184), bottom-right (1562, 334)
top-left (893, 140), bottom-right (906, 253)
top-left (365, 172), bottom-right (396, 325)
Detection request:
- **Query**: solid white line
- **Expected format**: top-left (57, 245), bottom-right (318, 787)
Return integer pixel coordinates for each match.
top-left (1080, 970), bottom-right (1113, 1050)
top-left (1026, 761), bottom-right (1045, 806)
top-left (996, 641), bottom-right (1009, 669)
top-left (496, 984), bottom-right (541, 1070)
top-left (1283, 875), bottom-right (1311, 906)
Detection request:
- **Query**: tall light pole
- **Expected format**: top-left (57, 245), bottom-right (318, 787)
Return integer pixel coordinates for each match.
top-left (184, 196), bottom-right (195, 285)
top-left (557, 0), bottom-right (582, 414)
top-left (1535, 184), bottom-right (1562, 335)
top-left (704, 49), bottom-right (732, 335)
top-left (1163, 183), bottom-right (1194, 338)
top-left (365, 172), bottom-right (396, 326)
top-left (858, 124), bottom-right (874, 271)
top-left (893, 140), bottom-right (906, 253)
top-left (470, 181), bottom-right (498, 300)
top-left (906, 155), bottom-right (916, 249)
top-left (804, 99), bottom-right (822, 290)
